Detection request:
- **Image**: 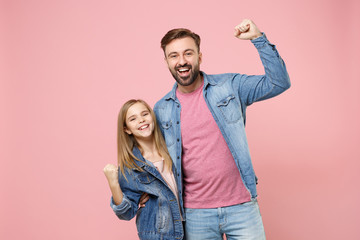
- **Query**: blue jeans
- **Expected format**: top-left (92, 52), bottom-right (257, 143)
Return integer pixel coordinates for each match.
top-left (184, 199), bottom-right (266, 240)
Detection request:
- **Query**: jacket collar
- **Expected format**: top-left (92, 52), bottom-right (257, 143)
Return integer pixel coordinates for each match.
top-left (131, 146), bottom-right (147, 168)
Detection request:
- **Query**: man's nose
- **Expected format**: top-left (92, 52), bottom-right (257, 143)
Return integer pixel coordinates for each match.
top-left (178, 55), bottom-right (186, 65)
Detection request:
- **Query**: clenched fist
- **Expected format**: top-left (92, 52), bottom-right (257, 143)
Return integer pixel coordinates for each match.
top-left (103, 164), bottom-right (119, 185)
top-left (234, 19), bottom-right (262, 40)
top-left (103, 163), bottom-right (123, 205)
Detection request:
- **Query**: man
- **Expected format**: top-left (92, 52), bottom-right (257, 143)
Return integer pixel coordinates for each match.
top-left (153, 19), bottom-right (290, 239)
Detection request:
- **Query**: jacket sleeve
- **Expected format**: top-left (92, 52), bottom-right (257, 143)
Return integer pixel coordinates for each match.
top-left (110, 169), bottom-right (142, 221)
top-left (234, 33), bottom-right (291, 110)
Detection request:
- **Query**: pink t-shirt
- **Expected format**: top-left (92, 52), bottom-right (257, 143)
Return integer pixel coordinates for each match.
top-left (176, 81), bottom-right (251, 208)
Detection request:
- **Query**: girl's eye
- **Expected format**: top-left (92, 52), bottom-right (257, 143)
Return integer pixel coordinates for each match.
top-left (129, 118), bottom-right (135, 122)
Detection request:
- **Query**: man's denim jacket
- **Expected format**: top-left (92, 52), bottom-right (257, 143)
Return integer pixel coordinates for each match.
top-left (110, 147), bottom-right (183, 240)
top-left (153, 34), bottom-right (291, 219)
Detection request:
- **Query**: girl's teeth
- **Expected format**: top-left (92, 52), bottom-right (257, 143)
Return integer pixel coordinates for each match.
top-left (139, 125), bottom-right (148, 130)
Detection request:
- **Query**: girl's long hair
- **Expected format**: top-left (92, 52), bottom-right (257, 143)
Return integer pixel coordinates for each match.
top-left (117, 99), bottom-right (173, 177)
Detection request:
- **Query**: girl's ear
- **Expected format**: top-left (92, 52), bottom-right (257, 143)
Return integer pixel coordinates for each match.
top-left (124, 127), bottom-right (132, 135)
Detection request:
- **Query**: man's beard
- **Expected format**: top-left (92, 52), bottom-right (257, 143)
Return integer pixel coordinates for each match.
top-left (170, 64), bottom-right (200, 87)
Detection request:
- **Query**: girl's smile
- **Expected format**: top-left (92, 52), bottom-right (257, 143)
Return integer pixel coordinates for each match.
top-left (124, 102), bottom-right (154, 140)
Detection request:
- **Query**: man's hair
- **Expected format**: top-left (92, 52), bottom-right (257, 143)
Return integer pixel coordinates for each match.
top-left (160, 28), bottom-right (201, 55)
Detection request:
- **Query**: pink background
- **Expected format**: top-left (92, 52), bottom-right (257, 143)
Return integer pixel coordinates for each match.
top-left (1, 0), bottom-right (359, 239)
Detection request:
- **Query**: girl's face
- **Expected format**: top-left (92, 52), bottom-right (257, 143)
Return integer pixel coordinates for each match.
top-left (124, 102), bottom-right (155, 140)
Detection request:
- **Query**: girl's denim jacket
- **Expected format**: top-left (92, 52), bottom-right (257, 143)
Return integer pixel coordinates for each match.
top-left (154, 34), bottom-right (291, 220)
top-left (110, 147), bottom-right (183, 240)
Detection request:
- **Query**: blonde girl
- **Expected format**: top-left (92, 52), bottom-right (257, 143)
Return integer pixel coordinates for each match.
top-left (103, 99), bottom-right (183, 240)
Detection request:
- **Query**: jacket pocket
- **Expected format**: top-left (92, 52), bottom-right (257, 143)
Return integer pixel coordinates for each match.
top-left (217, 94), bottom-right (242, 123)
top-left (156, 200), bottom-right (170, 231)
top-left (136, 172), bottom-right (161, 197)
top-left (136, 173), bottom-right (156, 184)
top-left (161, 120), bottom-right (175, 147)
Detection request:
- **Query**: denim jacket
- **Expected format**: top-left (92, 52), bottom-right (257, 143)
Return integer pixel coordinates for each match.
top-left (153, 34), bottom-right (291, 219)
top-left (110, 147), bottom-right (183, 240)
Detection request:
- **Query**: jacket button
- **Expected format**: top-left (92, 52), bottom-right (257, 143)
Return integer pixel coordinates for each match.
top-left (177, 138), bottom-right (179, 142)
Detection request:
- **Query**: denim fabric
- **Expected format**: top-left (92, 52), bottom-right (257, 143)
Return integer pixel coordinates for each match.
top-left (153, 34), bottom-right (291, 220)
top-left (110, 147), bottom-right (183, 240)
top-left (185, 199), bottom-right (265, 240)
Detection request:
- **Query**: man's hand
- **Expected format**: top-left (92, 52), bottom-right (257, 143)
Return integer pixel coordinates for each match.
top-left (139, 193), bottom-right (149, 208)
top-left (234, 19), bottom-right (262, 40)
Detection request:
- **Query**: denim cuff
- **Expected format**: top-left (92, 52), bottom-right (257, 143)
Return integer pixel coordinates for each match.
top-left (251, 32), bottom-right (269, 48)
top-left (110, 195), bottom-right (131, 213)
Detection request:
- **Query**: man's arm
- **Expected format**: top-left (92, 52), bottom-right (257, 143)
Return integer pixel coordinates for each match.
top-left (233, 19), bottom-right (290, 107)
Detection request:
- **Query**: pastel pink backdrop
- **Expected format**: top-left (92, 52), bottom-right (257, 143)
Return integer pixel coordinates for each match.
top-left (1, 0), bottom-right (359, 239)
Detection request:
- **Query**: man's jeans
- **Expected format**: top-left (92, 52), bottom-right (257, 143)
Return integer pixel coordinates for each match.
top-left (184, 199), bottom-right (266, 240)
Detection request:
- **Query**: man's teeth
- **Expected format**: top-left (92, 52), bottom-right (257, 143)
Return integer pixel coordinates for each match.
top-left (179, 68), bottom-right (189, 72)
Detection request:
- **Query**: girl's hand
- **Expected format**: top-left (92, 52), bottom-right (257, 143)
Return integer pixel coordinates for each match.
top-left (103, 164), bottom-right (119, 185)
top-left (103, 164), bottom-right (123, 205)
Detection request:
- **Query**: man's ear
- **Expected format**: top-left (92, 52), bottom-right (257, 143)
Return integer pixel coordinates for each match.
top-left (199, 52), bottom-right (203, 64)
top-left (164, 57), bottom-right (169, 67)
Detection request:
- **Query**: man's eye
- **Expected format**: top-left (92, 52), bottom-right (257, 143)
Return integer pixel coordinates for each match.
top-left (185, 52), bottom-right (193, 56)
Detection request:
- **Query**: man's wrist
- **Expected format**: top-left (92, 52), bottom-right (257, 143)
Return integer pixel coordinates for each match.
top-left (251, 32), bottom-right (263, 40)
top-left (251, 32), bottom-right (268, 47)
top-left (250, 32), bottom-right (264, 40)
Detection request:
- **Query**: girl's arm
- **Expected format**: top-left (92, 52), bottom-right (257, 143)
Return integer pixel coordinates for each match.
top-left (103, 164), bottom-right (123, 205)
top-left (104, 163), bottom-right (142, 220)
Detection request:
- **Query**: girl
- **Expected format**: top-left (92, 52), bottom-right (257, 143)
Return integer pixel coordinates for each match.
top-left (103, 99), bottom-right (183, 240)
